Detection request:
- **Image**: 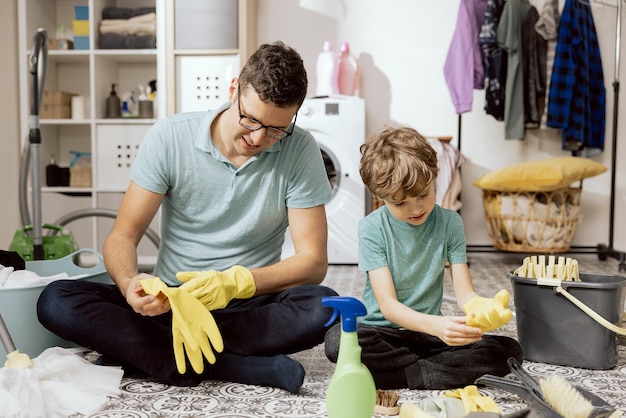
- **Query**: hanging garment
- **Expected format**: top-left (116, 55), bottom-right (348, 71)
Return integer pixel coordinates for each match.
top-left (522, 6), bottom-right (547, 129)
top-left (547, 0), bottom-right (605, 153)
top-left (497, 0), bottom-right (532, 140)
top-left (479, 0), bottom-right (507, 121)
top-left (535, 0), bottom-right (560, 128)
top-left (444, 0), bottom-right (488, 114)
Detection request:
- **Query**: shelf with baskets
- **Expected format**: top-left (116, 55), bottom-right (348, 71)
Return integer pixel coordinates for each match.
top-left (18, 0), bottom-right (257, 256)
top-left (18, 0), bottom-right (161, 252)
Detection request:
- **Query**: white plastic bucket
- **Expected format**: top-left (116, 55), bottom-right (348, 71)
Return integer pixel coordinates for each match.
top-left (0, 249), bottom-right (112, 357)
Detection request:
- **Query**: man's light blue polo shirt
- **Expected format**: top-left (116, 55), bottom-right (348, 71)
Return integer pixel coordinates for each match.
top-left (130, 102), bottom-right (332, 284)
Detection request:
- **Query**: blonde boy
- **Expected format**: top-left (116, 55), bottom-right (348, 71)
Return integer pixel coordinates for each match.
top-left (324, 127), bottom-right (522, 389)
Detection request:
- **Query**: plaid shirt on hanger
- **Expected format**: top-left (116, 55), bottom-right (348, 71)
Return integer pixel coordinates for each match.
top-left (547, 0), bottom-right (605, 153)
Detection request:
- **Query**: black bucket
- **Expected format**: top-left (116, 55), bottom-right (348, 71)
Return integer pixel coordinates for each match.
top-left (509, 272), bottom-right (626, 369)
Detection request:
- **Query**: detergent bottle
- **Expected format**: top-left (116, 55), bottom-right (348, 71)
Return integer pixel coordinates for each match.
top-left (337, 42), bottom-right (360, 96)
top-left (315, 41), bottom-right (339, 97)
top-left (322, 296), bottom-right (376, 418)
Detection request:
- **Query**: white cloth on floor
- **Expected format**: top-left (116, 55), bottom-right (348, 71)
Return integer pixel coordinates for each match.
top-left (0, 347), bottom-right (123, 418)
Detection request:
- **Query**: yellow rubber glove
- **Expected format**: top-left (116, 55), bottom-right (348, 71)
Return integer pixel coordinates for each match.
top-left (176, 265), bottom-right (256, 311)
top-left (443, 385), bottom-right (501, 413)
top-left (140, 277), bottom-right (224, 374)
top-left (463, 289), bottom-right (513, 332)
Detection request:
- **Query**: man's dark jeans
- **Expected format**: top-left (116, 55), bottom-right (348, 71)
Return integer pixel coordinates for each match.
top-left (37, 279), bottom-right (338, 386)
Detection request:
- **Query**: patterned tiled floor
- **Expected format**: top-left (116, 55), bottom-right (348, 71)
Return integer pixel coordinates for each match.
top-left (76, 252), bottom-right (626, 417)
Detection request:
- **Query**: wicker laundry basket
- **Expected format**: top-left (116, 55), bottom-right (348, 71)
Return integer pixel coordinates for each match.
top-left (482, 184), bottom-right (582, 253)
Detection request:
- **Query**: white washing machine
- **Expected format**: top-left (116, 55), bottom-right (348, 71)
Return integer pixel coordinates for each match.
top-left (282, 96), bottom-right (366, 264)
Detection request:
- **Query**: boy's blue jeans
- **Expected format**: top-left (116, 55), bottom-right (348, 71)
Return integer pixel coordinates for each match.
top-left (37, 279), bottom-right (337, 386)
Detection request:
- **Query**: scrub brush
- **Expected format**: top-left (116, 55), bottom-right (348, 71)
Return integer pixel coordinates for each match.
top-left (513, 254), bottom-right (580, 281)
top-left (374, 389), bottom-right (401, 415)
top-left (539, 375), bottom-right (623, 418)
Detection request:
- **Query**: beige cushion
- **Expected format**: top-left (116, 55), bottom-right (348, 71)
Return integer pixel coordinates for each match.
top-left (473, 157), bottom-right (607, 192)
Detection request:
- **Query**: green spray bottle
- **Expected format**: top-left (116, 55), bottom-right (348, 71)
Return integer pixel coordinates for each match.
top-left (322, 296), bottom-right (376, 418)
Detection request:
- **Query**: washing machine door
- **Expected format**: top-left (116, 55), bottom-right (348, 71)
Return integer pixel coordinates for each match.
top-left (319, 142), bottom-right (340, 197)
top-left (281, 129), bottom-right (364, 264)
top-left (309, 129), bottom-right (364, 219)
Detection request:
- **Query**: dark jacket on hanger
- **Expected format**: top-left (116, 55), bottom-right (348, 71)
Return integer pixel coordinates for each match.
top-left (479, 0), bottom-right (507, 121)
top-left (547, 0), bottom-right (606, 153)
top-left (522, 6), bottom-right (547, 129)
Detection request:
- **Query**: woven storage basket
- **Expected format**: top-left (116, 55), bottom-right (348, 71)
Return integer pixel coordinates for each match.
top-left (482, 184), bottom-right (582, 253)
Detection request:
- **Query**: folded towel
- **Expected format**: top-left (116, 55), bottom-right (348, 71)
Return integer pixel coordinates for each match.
top-left (99, 21), bottom-right (156, 36)
top-left (99, 13), bottom-right (156, 36)
top-left (102, 6), bottom-right (156, 20)
top-left (99, 34), bottom-right (156, 49)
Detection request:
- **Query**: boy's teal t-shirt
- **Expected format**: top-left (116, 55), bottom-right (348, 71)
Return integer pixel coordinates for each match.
top-left (358, 205), bottom-right (468, 327)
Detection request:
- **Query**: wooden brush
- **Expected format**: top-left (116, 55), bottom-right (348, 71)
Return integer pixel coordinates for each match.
top-left (374, 389), bottom-right (400, 416)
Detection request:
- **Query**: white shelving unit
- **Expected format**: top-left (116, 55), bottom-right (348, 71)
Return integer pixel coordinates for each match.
top-left (17, 0), bottom-right (256, 258)
top-left (161, 0), bottom-right (257, 115)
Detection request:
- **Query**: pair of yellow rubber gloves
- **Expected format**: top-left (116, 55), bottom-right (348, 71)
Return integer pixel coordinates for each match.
top-left (463, 289), bottom-right (513, 332)
top-left (139, 266), bottom-right (256, 374)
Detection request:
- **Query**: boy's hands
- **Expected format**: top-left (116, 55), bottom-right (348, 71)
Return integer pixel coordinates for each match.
top-left (431, 316), bottom-right (484, 346)
top-left (463, 289), bottom-right (513, 332)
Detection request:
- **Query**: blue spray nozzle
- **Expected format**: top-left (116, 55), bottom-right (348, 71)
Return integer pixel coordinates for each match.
top-left (69, 150), bottom-right (91, 167)
top-left (322, 296), bottom-right (367, 332)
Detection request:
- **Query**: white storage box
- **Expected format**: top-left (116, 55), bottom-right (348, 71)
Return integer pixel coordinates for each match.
top-left (0, 249), bottom-right (112, 357)
top-left (96, 124), bottom-right (150, 190)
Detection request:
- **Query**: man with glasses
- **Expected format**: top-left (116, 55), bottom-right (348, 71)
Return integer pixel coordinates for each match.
top-left (38, 42), bottom-right (337, 393)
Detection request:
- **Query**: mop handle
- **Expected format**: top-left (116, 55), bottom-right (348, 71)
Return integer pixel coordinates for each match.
top-left (0, 313), bottom-right (17, 354)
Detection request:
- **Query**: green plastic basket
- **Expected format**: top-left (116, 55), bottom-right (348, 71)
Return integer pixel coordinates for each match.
top-left (8, 223), bottom-right (79, 261)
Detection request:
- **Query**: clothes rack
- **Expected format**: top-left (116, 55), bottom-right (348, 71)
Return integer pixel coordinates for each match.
top-left (596, 0), bottom-right (626, 271)
top-left (459, 0), bottom-right (625, 272)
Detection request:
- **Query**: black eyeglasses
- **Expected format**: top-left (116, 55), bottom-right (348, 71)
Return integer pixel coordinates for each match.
top-left (237, 91), bottom-right (297, 140)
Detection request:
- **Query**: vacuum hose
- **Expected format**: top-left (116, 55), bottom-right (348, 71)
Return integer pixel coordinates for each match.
top-left (27, 28), bottom-right (48, 260)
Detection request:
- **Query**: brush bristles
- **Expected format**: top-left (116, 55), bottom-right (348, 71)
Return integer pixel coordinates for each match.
top-left (374, 389), bottom-right (401, 415)
top-left (539, 375), bottom-right (593, 418)
top-left (376, 389), bottom-right (400, 407)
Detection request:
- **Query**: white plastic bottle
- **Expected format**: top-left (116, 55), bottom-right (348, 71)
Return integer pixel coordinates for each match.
top-left (315, 41), bottom-right (339, 97)
top-left (337, 42), bottom-right (360, 97)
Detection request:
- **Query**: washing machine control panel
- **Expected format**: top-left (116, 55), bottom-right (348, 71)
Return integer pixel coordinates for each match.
top-left (299, 99), bottom-right (344, 118)
top-left (324, 102), bottom-right (339, 115)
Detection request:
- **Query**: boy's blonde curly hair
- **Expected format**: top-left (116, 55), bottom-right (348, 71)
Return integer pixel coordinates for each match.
top-left (359, 127), bottom-right (439, 202)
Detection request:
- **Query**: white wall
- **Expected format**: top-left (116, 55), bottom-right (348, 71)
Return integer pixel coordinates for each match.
top-left (257, 0), bottom-right (626, 251)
